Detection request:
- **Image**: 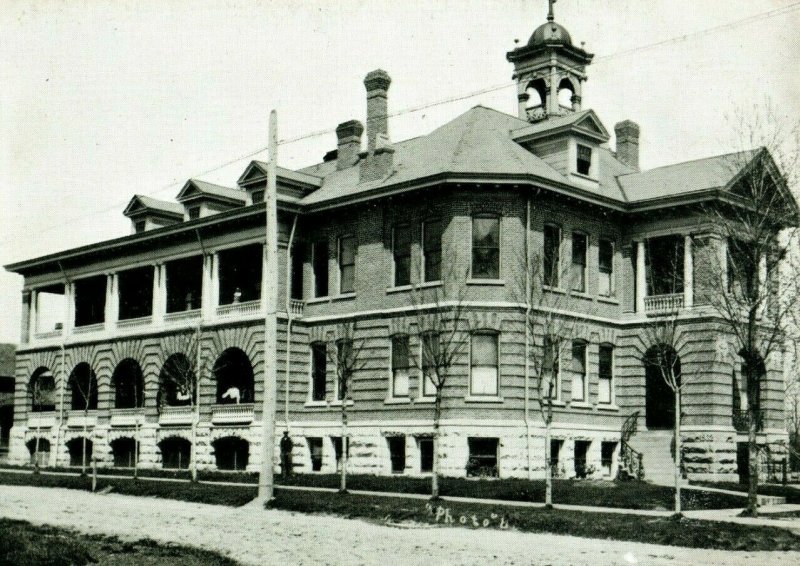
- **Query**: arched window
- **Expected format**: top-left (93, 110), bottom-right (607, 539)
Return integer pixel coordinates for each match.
top-left (26, 438), bottom-right (50, 467)
top-left (644, 345), bottom-right (681, 429)
top-left (29, 367), bottom-right (56, 412)
top-left (158, 353), bottom-right (195, 407)
top-left (159, 437), bottom-right (191, 469)
top-left (112, 359), bottom-right (144, 409)
top-left (213, 348), bottom-right (255, 404)
top-left (525, 78), bottom-right (548, 120)
top-left (557, 78), bottom-right (575, 109)
top-left (69, 362), bottom-right (98, 411)
top-left (212, 436), bottom-right (249, 471)
top-left (66, 437), bottom-right (93, 467)
top-left (111, 437), bottom-right (138, 468)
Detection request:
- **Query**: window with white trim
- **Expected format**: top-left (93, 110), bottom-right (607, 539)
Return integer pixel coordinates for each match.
top-left (338, 236), bottom-right (356, 294)
top-left (391, 335), bottom-right (410, 398)
top-left (543, 225), bottom-right (561, 287)
top-left (598, 239), bottom-right (614, 297)
top-left (471, 216), bottom-right (500, 279)
top-left (421, 332), bottom-right (439, 397)
top-left (571, 340), bottom-right (587, 402)
top-left (577, 144), bottom-right (592, 175)
top-left (571, 232), bottom-right (587, 293)
top-left (310, 342), bottom-right (327, 402)
top-left (599, 344), bottom-right (614, 404)
top-left (393, 225), bottom-right (411, 287)
top-left (542, 336), bottom-right (560, 400)
top-left (422, 219), bottom-right (442, 283)
top-left (312, 241), bottom-right (329, 298)
top-left (470, 332), bottom-right (499, 396)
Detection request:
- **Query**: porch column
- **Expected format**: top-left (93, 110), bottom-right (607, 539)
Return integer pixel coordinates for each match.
top-left (29, 289), bottom-right (39, 338)
top-left (683, 235), bottom-right (693, 309)
top-left (636, 240), bottom-right (646, 313)
top-left (105, 273), bottom-right (118, 331)
top-left (152, 264), bottom-right (166, 324)
top-left (201, 253), bottom-right (213, 319)
top-left (261, 244), bottom-right (269, 311)
top-left (20, 289), bottom-right (31, 344)
top-left (63, 282), bottom-right (74, 335)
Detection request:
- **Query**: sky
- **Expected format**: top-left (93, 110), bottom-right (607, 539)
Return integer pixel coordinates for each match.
top-left (1, 0), bottom-right (799, 344)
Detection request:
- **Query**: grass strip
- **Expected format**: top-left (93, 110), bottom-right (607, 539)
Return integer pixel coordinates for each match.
top-left (0, 517), bottom-right (238, 566)
top-left (269, 490), bottom-right (800, 552)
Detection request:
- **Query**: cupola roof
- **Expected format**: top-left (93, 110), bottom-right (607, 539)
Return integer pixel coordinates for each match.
top-left (528, 20), bottom-right (572, 47)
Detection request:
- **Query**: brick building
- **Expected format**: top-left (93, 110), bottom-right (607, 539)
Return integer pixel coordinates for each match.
top-left (5, 9), bottom-right (794, 482)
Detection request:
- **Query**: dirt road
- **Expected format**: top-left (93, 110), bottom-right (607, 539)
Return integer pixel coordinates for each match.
top-left (0, 485), bottom-right (795, 565)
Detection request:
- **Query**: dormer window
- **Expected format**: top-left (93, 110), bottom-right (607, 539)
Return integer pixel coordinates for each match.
top-left (251, 189), bottom-right (264, 204)
top-left (188, 206), bottom-right (201, 220)
top-left (577, 145), bottom-right (592, 175)
top-left (134, 220), bottom-right (146, 234)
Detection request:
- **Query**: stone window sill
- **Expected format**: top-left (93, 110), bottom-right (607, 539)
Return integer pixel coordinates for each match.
top-left (597, 296), bottom-right (619, 305)
top-left (464, 395), bottom-right (504, 403)
top-left (331, 293), bottom-right (356, 302)
top-left (386, 281), bottom-right (442, 294)
top-left (596, 404), bottom-right (619, 411)
top-left (467, 279), bottom-right (505, 286)
top-left (304, 400), bottom-right (328, 408)
top-left (384, 397), bottom-right (411, 405)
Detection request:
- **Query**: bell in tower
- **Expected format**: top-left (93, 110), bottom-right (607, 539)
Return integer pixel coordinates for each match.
top-left (506, 0), bottom-right (593, 122)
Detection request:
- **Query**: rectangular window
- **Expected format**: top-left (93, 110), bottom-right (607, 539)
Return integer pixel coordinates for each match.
top-left (577, 144), bottom-right (592, 175)
top-left (646, 235), bottom-right (684, 296)
top-left (188, 206), bottom-right (201, 220)
top-left (598, 239), bottom-right (614, 297)
top-left (418, 438), bottom-right (433, 473)
top-left (467, 438), bottom-right (499, 478)
top-left (336, 339), bottom-right (352, 401)
top-left (601, 441), bottom-right (616, 476)
top-left (332, 436), bottom-right (349, 472)
top-left (542, 336), bottom-right (560, 400)
top-left (571, 232), bottom-right (587, 293)
top-left (599, 344), bottom-right (613, 404)
top-left (117, 266), bottom-right (154, 320)
top-left (422, 219), bottom-right (442, 282)
top-left (391, 335), bottom-right (410, 398)
top-left (339, 236), bottom-right (356, 294)
top-left (543, 225), bottom-right (561, 287)
top-left (574, 440), bottom-right (591, 478)
top-left (308, 437), bottom-right (323, 472)
top-left (387, 436), bottom-right (406, 473)
top-left (313, 241), bottom-right (329, 298)
top-left (421, 332), bottom-right (439, 397)
top-left (471, 217), bottom-right (500, 279)
top-left (134, 220), bottom-right (146, 234)
top-left (393, 225), bottom-right (411, 287)
top-left (311, 343), bottom-right (327, 402)
top-left (290, 245), bottom-right (304, 300)
top-left (470, 333), bottom-right (499, 396)
top-left (550, 439), bottom-right (563, 478)
top-left (251, 189), bottom-right (264, 204)
top-left (571, 341), bottom-right (587, 402)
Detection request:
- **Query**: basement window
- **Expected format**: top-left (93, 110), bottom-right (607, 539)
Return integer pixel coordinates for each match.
top-left (74, 275), bottom-right (106, 327)
top-left (308, 438), bottom-right (323, 471)
top-left (331, 436), bottom-right (349, 472)
top-left (387, 436), bottom-right (406, 473)
top-left (550, 439), bottom-right (564, 478)
top-left (165, 255), bottom-right (203, 313)
top-left (577, 145), bottom-right (592, 175)
top-left (467, 437), bottom-right (499, 478)
top-left (601, 441), bottom-right (616, 476)
top-left (218, 243), bottom-right (263, 305)
top-left (418, 438), bottom-right (433, 473)
top-left (118, 266), bottom-right (154, 320)
top-left (574, 440), bottom-right (591, 478)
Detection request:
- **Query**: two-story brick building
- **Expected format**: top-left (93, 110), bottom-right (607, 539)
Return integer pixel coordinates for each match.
top-left (5, 9), bottom-right (794, 483)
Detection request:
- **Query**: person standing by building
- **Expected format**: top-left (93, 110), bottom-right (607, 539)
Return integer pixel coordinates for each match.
top-left (280, 431), bottom-right (293, 479)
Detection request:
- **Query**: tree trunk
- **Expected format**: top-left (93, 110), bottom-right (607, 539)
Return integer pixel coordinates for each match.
top-left (544, 416), bottom-right (552, 508)
top-left (134, 420), bottom-right (139, 480)
top-left (747, 408), bottom-right (759, 516)
top-left (431, 393), bottom-right (442, 499)
top-left (91, 455), bottom-right (97, 492)
top-left (340, 403), bottom-right (348, 493)
top-left (33, 423), bottom-right (41, 473)
top-left (81, 413), bottom-right (88, 475)
top-left (190, 411), bottom-right (198, 482)
top-left (674, 388), bottom-right (682, 515)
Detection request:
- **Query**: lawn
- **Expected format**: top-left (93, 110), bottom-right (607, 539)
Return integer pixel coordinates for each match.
top-left (269, 490), bottom-right (800, 552)
top-left (692, 481), bottom-right (800, 504)
top-left (0, 518), bottom-right (238, 566)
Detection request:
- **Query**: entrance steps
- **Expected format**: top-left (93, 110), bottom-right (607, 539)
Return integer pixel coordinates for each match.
top-left (628, 430), bottom-right (680, 486)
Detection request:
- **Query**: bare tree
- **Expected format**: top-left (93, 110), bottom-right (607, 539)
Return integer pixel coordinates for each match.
top-left (409, 273), bottom-right (468, 500)
top-left (514, 247), bottom-right (588, 508)
top-left (27, 370), bottom-right (53, 473)
top-left (640, 311), bottom-right (696, 515)
top-left (326, 321), bottom-right (367, 493)
top-left (158, 329), bottom-right (206, 482)
top-left (698, 103), bottom-right (800, 516)
top-left (67, 347), bottom-right (99, 476)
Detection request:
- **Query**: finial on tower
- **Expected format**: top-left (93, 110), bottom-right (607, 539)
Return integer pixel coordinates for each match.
top-left (548, 0), bottom-right (557, 22)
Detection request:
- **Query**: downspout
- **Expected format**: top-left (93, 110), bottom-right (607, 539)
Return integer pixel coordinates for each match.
top-left (284, 214), bottom-right (298, 432)
top-left (54, 261), bottom-right (69, 468)
top-left (524, 196), bottom-right (532, 480)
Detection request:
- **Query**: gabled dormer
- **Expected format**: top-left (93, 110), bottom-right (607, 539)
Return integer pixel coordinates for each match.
top-left (512, 109), bottom-right (610, 189)
top-left (123, 195), bottom-right (183, 234)
top-left (237, 161), bottom-right (321, 205)
top-left (175, 179), bottom-right (246, 221)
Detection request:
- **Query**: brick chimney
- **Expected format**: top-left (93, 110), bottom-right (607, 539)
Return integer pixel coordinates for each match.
top-left (335, 120), bottom-right (363, 170)
top-left (615, 120), bottom-right (640, 171)
top-left (360, 69), bottom-right (395, 182)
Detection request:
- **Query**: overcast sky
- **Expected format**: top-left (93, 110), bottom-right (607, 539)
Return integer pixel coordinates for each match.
top-left (1, 0), bottom-right (799, 344)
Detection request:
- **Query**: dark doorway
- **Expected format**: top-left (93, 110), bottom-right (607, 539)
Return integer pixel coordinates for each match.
top-left (213, 437), bottom-right (249, 471)
top-left (113, 359), bottom-right (144, 409)
top-left (644, 346), bottom-right (680, 429)
top-left (26, 438), bottom-right (50, 466)
top-left (160, 437), bottom-right (191, 469)
top-left (111, 438), bottom-right (138, 468)
top-left (66, 438), bottom-right (93, 467)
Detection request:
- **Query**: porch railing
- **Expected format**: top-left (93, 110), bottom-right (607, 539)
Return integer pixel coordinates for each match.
top-left (164, 309), bottom-right (201, 324)
top-left (216, 300), bottom-right (261, 318)
top-left (619, 411), bottom-right (645, 480)
top-left (158, 405), bottom-right (194, 425)
top-left (72, 323), bottom-right (105, 335)
top-left (211, 403), bottom-right (255, 424)
top-left (66, 410), bottom-right (98, 428)
top-left (644, 293), bottom-right (684, 314)
top-left (117, 316), bottom-right (153, 330)
top-left (289, 299), bottom-right (305, 317)
top-left (27, 412), bottom-right (56, 429)
top-left (110, 407), bottom-right (145, 427)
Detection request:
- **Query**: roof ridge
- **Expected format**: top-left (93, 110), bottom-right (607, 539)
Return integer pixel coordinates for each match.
top-left (622, 148), bottom-right (759, 177)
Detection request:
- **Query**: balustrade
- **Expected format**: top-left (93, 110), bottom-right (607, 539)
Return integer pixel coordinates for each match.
top-left (158, 405), bottom-right (195, 425)
top-left (643, 293), bottom-right (684, 314)
top-left (110, 407), bottom-right (145, 427)
top-left (216, 300), bottom-right (261, 318)
top-left (211, 403), bottom-right (255, 424)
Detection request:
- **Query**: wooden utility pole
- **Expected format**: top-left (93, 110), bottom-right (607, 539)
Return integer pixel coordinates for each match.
top-left (258, 110), bottom-right (279, 503)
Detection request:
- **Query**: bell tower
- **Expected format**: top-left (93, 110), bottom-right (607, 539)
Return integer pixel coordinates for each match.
top-left (506, 0), bottom-right (593, 122)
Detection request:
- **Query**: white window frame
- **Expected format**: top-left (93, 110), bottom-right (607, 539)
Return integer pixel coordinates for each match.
top-left (470, 215), bottom-right (502, 280)
top-left (542, 336), bottom-right (562, 402)
top-left (312, 240), bottom-right (329, 298)
top-left (392, 224), bottom-right (412, 288)
top-left (598, 343), bottom-right (615, 405)
top-left (390, 335), bottom-right (410, 399)
top-left (308, 342), bottom-right (327, 403)
top-left (571, 231), bottom-right (588, 294)
top-left (338, 235), bottom-right (356, 295)
top-left (571, 340), bottom-right (588, 403)
top-left (421, 219), bottom-right (442, 283)
top-left (543, 224), bottom-right (562, 289)
top-left (419, 333), bottom-right (438, 398)
top-left (598, 238), bottom-right (615, 297)
top-left (469, 331), bottom-right (500, 397)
